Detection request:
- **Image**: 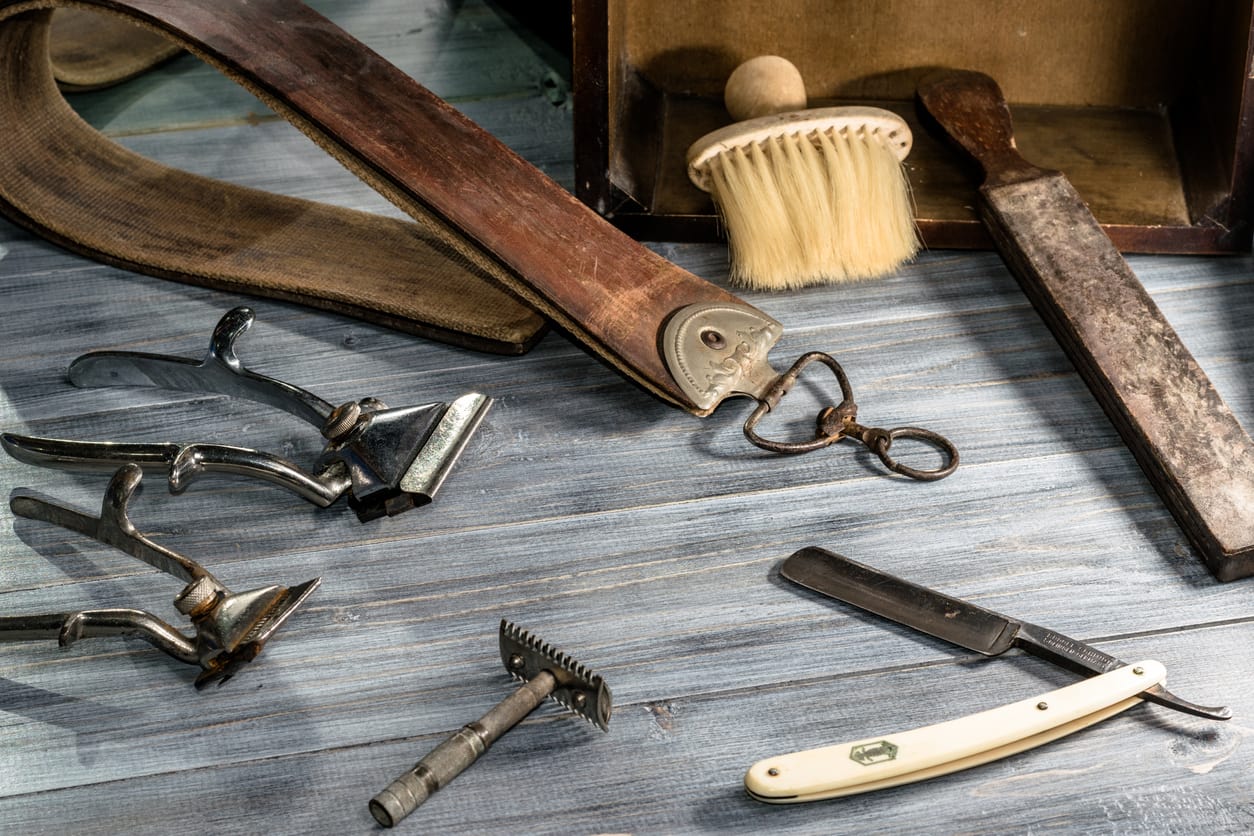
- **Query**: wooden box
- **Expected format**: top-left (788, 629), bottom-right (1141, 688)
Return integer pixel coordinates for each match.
top-left (571, 0), bottom-right (1254, 253)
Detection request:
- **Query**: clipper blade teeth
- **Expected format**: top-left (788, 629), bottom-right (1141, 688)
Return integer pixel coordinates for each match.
top-left (242, 577), bottom-right (322, 646)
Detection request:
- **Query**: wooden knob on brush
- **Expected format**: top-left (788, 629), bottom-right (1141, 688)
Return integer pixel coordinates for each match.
top-left (724, 55), bottom-right (808, 121)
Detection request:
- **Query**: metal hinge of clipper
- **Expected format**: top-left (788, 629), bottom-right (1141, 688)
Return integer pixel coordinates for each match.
top-left (0, 464), bottom-right (320, 688)
top-left (0, 307), bottom-right (493, 521)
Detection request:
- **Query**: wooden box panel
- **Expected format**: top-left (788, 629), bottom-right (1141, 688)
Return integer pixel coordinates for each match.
top-left (572, 0), bottom-right (1254, 253)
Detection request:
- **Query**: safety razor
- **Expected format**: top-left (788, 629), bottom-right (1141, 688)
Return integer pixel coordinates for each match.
top-left (369, 619), bottom-right (612, 827)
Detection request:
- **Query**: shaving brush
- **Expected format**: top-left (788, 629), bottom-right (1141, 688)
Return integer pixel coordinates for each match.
top-left (687, 56), bottom-right (919, 290)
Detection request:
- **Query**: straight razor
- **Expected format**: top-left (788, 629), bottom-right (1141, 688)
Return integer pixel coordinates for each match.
top-left (780, 546), bottom-right (1229, 721)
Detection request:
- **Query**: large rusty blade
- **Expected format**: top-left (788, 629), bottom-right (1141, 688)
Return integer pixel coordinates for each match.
top-left (917, 70), bottom-right (1254, 582)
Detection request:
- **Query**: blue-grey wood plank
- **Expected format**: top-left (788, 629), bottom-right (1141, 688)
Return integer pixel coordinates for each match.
top-left (67, 0), bottom-right (564, 135)
top-left (0, 626), bottom-right (1247, 834)
top-left (0, 0), bottom-right (1251, 833)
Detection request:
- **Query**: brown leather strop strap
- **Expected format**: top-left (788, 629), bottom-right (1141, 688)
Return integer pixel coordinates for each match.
top-left (48, 8), bottom-right (180, 90)
top-left (1, 5), bottom-right (546, 355)
top-left (0, 1), bottom-right (758, 413)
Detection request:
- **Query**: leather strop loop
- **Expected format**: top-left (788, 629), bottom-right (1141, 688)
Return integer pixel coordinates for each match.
top-left (46, 8), bottom-right (180, 91)
top-left (0, 0), bottom-right (767, 413)
top-left (0, 3), bottom-right (547, 355)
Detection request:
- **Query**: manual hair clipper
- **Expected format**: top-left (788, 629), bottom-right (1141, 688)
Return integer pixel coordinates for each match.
top-left (0, 464), bottom-right (319, 688)
top-left (1, 307), bottom-right (492, 522)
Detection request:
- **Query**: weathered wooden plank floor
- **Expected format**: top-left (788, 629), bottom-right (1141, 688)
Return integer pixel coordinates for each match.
top-left (0, 2), bottom-right (1251, 833)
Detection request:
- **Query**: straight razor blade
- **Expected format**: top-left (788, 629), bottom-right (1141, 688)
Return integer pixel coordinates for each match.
top-left (780, 547), bottom-right (1229, 721)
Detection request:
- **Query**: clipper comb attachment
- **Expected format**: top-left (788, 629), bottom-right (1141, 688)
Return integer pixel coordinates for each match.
top-left (0, 464), bottom-right (320, 688)
top-left (369, 619), bottom-right (612, 827)
top-left (1, 307), bottom-right (492, 522)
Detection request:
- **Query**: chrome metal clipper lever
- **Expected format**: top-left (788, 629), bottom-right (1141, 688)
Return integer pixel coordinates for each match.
top-left (0, 307), bottom-right (493, 521)
top-left (0, 465), bottom-right (320, 688)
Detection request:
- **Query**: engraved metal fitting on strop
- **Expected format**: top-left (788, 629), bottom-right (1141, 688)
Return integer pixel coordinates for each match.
top-left (368, 619), bottom-right (612, 828)
top-left (0, 464), bottom-right (320, 688)
top-left (662, 303), bottom-right (958, 480)
top-left (0, 307), bottom-right (493, 521)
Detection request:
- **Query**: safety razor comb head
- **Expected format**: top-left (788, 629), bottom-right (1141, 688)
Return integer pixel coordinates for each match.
top-left (498, 619), bottom-right (612, 730)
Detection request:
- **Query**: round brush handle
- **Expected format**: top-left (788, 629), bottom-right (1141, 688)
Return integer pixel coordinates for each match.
top-left (916, 69), bottom-right (1051, 187)
top-left (724, 55), bottom-right (808, 121)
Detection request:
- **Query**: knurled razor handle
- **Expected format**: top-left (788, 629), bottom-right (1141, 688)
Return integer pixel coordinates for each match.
top-left (918, 70), bottom-right (1254, 581)
top-left (369, 620), bottom-right (611, 828)
top-left (369, 671), bottom-right (558, 827)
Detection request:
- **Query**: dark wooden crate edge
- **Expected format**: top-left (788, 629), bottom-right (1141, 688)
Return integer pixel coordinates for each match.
top-left (571, 0), bottom-right (1254, 254)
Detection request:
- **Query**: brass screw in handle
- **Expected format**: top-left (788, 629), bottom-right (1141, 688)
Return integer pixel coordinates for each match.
top-left (369, 664), bottom-right (559, 828)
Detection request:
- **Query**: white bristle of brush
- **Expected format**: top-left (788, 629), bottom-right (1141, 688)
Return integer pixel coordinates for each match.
top-left (686, 56), bottom-right (919, 290)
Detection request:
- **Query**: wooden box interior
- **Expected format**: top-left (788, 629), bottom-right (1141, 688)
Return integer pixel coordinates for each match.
top-left (575, 0), bottom-right (1254, 252)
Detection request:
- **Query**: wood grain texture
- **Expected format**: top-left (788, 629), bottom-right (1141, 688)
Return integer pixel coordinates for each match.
top-left (918, 68), bottom-right (1254, 579)
top-left (0, 1), bottom-right (1251, 833)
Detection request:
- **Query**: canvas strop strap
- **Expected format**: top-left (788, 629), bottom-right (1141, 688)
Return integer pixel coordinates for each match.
top-left (1, 4), bottom-right (548, 355)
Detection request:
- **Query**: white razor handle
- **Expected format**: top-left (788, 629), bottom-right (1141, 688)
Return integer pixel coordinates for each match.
top-left (745, 660), bottom-right (1167, 803)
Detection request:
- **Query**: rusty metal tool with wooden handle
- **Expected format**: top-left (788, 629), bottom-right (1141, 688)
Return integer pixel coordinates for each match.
top-left (0, 1), bottom-right (955, 480)
top-left (917, 70), bottom-right (1254, 580)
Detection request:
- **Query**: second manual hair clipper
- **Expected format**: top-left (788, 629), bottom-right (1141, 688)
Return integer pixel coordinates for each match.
top-left (2, 307), bottom-right (492, 521)
top-left (0, 464), bottom-right (319, 688)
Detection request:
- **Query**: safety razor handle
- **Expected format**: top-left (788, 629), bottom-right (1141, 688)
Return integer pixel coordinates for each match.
top-left (370, 670), bottom-right (556, 827)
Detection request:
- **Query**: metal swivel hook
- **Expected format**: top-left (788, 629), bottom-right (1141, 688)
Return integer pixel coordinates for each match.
top-left (661, 303), bottom-right (959, 479)
top-left (742, 352), bottom-right (958, 481)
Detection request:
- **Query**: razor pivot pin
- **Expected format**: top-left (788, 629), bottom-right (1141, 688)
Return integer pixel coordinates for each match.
top-left (0, 465), bottom-right (320, 688)
top-left (0, 307), bottom-right (492, 521)
top-left (368, 619), bottom-right (612, 827)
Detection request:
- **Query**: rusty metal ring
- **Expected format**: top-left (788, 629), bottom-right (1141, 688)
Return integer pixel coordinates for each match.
top-left (743, 400), bottom-right (843, 454)
top-left (867, 426), bottom-right (960, 481)
top-left (741, 351), bottom-right (959, 480)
